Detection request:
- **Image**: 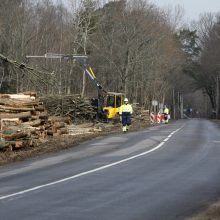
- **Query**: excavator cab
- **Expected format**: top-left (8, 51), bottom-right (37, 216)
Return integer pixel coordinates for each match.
top-left (103, 92), bottom-right (125, 119)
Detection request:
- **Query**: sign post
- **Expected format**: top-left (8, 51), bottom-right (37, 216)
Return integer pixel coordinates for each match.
top-left (152, 100), bottom-right (158, 116)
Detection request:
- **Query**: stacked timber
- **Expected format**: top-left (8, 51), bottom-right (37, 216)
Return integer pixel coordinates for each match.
top-left (41, 95), bottom-right (96, 122)
top-left (47, 116), bottom-right (70, 136)
top-left (0, 93), bottom-right (70, 150)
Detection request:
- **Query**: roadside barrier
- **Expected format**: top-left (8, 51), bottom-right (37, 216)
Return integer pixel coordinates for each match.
top-left (150, 112), bottom-right (155, 124)
top-left (150, 112), bottom-right (167, 125)
top-left (156, 112), bottom-right (161, 124)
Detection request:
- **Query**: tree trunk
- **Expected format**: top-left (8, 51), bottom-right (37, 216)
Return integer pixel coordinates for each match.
top-left (3, 131), bottom-right (29, 141)
top-left (0, 111), bottom-right (31, 119)
top-left (81, 70), bottom-right (86, 98)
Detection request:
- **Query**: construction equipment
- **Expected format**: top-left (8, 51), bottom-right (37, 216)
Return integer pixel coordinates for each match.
top-left (26, 53), bottom-right (125, 120)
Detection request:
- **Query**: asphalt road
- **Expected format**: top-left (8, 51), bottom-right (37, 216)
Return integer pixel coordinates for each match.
top-left (1, 119), bottom-right (220, 220)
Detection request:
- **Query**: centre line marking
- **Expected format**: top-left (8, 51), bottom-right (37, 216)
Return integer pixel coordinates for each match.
top-left (0, 127), bottom-right (182, 201)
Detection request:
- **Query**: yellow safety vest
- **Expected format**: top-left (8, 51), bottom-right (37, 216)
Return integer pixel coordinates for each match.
top-left (164, 108), bottom-right (169, 114)
top-left (119, 104), bottom-right (133, 115)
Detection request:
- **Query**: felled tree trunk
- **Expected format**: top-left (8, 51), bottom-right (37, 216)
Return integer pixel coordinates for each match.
top-left (0, 105), bottom-right (34, 112)
top-left (0, 111), bottom-right (32, 119)
top-left (3, 131), bottom-right (30, 141)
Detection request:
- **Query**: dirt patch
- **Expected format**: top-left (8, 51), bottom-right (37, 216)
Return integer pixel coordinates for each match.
top-left (185, 201), bottom-right (220, 220)
top-left (0, 119), bottom-right (148, 166)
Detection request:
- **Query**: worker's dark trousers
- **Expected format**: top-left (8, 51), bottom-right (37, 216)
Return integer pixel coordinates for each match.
top-left (163, 113), bottom-right (169, 123)
top-left (122, 112), bottom-right (131, 131)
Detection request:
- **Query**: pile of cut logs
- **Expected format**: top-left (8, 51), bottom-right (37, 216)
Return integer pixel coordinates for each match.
top-left (41, 95), bottom-right (97, 122)
top-left (0, 92), bottom-right (70, 150)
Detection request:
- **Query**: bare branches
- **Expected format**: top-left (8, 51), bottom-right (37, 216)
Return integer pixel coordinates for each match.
top-left (0, 53), bottom-right (57, 89)
top-left (0, 0), bottom-right (189, 108)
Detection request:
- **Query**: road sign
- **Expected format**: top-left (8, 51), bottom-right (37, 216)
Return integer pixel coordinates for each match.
top-left (152, 100), bottom-right (158, 106)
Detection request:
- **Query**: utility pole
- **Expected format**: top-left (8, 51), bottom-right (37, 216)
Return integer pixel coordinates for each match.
top-left (181, 93), bottom-right (184, 119)
top-left (173, 88), bottom-right (176, 120)
top-left (177, 91), bottom-right (180, 119)
top-left (179, 92), bottom-right (184, 119)
top-left (216, 75), bottom-right (219, 119)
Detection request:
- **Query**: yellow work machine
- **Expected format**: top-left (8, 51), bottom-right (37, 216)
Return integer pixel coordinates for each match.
top-left (86, 66), bottom-right (124, 121)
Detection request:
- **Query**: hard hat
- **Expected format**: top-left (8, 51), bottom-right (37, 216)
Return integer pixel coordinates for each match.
top-left (124, 98), bottom-right (128, 102)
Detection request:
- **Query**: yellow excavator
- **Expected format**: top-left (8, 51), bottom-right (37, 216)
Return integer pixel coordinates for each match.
top-left (26, 53), bottom-right (125, 121)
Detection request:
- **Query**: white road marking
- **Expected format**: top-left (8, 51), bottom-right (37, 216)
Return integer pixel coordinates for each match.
top-left (0, 127), bottom-right (182, 201)
top-left (213, 140), bottom-right (220, 143)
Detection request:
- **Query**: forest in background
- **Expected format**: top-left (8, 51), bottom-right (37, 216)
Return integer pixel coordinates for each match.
top-left (0, 0), bottom-right (220, 118)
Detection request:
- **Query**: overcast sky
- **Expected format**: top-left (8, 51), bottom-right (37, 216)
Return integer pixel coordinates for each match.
top-left (152, 0), bottom-right (220, 21)
top-left (59, 0), bottom-right (219, 21)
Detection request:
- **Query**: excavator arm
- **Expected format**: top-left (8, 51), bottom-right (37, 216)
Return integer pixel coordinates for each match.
top-left (26, 53), bottom-right (107, 118)
top-left (26, 53), bottom-right (106, 92)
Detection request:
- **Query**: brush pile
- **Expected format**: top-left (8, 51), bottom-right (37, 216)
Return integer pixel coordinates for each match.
top-left (41, 95), bottom-right (97, 122)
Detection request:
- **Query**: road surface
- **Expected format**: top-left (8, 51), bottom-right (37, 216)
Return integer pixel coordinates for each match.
top-left (0, 119), bottom-right (220, 220)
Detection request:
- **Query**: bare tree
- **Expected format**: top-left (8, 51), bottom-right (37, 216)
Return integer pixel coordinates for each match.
top-left (0, 0), bottom-right (187, 111)
top-left (69, 0), bottom-right (99, 97)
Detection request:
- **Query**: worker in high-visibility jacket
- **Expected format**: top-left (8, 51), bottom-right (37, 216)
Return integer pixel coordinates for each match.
top-left (163, 105), bottom-right (169, 124)
top-left (119, 98), bottom-right (133, 132)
